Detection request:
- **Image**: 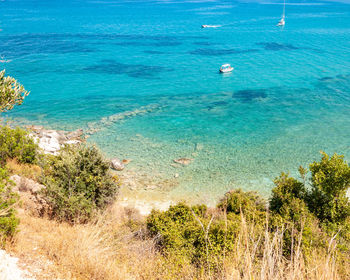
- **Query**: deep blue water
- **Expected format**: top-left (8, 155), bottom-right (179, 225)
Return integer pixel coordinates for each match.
top-left (1, 0), bottom-right (350, 204)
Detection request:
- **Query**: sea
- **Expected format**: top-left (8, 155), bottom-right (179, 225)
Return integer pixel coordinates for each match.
top-left (1, 0), bottom-right (350, 205)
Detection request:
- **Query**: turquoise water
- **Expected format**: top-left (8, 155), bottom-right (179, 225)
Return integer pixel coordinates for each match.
top-left (1, 0), bottom-right (350, 204)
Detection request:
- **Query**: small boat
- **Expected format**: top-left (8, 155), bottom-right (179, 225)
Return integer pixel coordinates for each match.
top-left (219, 64), bottom-right (234, 73)
top-left (201, 25), bottom-right (221, 28)
top-left (276, 16), bottom-right (285, 27)
top-left (276, 0), bottom-right (286, 27)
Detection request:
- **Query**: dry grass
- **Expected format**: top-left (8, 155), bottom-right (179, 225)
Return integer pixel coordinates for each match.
top-left (6, 158), bottom-right (42, 180)
top-left (219, 215), bottom-right (342, 280)
top-left (7, 203), bottom-right (349, 280)
top-left (8, 204), bottom-right (194, 280)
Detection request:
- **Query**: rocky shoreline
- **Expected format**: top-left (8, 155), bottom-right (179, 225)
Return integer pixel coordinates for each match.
top-left (25, 125), bottom-right (132, 172)
top-left (19, 125), bottom-right (201, 215)
top-left (25, 125), bottom-right (85, 156)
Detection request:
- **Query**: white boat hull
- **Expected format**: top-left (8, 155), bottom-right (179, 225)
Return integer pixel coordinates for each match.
top-left (220, 67), bottom-right (234, 73)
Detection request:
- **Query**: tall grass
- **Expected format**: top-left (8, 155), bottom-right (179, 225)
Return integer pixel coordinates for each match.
top-left (219, 214), bottom-right (340, 280)
top-left (8, 202), bottom-right (346, 280)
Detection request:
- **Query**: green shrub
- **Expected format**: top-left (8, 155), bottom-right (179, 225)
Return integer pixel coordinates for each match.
top-left (270, 173), bottom-right (306, 213)
top-left (270, 196), bottom-right (323, 256)
top-left (269, 153), bottom-right (350, 254)
top-left (147, 203), bottom-right (201, 255)
top-left (0, 125), bottom-right (38, 166)
top-left (41, 144), bottom-right (119, 223)
top-left (147, 201), bottom-right (246, 267)
top-left (218, 189), bottom-right (266, 223)
top-left (307, 152), bottom-right (350, 225)
top-left (0, 167), bottom-right (19, 246)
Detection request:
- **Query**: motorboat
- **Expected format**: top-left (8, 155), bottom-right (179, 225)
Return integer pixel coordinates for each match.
top-left (219, 64), bottom-right (234, 73)
top-left (201, 25), bottom-right (221, 28)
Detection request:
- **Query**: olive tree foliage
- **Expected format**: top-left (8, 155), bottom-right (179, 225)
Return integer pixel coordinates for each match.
top-left (0, 70), bottom-right (29, 113)
top-left (307, 152), bottom-right (350, 224)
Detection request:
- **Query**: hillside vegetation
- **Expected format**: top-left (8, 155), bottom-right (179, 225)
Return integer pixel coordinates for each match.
top-left (0, 125), bottom-right (349, 279)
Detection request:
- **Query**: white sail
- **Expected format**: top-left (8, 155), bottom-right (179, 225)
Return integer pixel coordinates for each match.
top-left (277, 0), bottom-right (286, 26)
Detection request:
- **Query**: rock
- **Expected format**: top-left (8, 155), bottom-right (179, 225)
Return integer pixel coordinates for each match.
top-left (122, 159), bottom-right (131, 165)
top-left (32, 125), bottom-right (44, 131)
top-left (63, 140), bottom-right (81, 145)
top-left (29, 126), bottom-right (86, 155)
top-left (37, 136), bottom-right (61, 155)
top-left (110, 158), bottom-right (125, 171)
top-left (0, 249), bottom-right (35, 280)
top-left (66, 129), bottom-right (84, 140)
top-left (9, 175), bottom-right (21, 192)
top-left (10, 175), bottom-right (45, 194)
top-left (9, 175), bottom-right (48, 217)
top-left (45, 130), bottom-right (65, 142)
top-left (174, 173), bottom-right (179, 178)
top-left (173, 158), bottom-right (194, 166)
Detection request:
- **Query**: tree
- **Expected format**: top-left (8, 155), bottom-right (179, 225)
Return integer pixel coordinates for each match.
top-left (0, 70), bottom-right (29, 113)
top-left (41, 144), bottom-right (119, 223)
top-left (307, 152), bottom-right (350, 224)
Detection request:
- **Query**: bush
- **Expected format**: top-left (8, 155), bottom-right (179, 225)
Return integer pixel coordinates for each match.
top-left (269, 153), bottom-right (350, 253)
top-left (307, 152), bottom-right (350, 225)
top-left (147, 203), bottom-right (204, 257)
top-left (0, 167), bottom-right (19, 246)
top-left (218, 189), bottom-right (267, 223)
top-left (147, 153), bottom-right (350, 267)
top-left (147, 199), bottom-right (256, 267)
top-left (41, 144), bottom-right (119, 223)
top-left (270, 195), bottom-right (323, 256)
top-left (0, 125), bottom-right (38, 166)
top-left (270, 173), bottom-right (306, 213)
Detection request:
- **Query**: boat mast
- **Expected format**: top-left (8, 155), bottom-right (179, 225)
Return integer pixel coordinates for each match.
top-left (283, 0), bottom-right (286, 18)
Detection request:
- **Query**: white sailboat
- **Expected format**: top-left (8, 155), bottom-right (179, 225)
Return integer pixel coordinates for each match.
top-left (277, 0), bottom-right (286, 27)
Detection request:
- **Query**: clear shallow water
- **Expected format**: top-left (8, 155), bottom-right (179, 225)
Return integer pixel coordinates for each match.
top-left (1, 0), bottom-right (350, 204)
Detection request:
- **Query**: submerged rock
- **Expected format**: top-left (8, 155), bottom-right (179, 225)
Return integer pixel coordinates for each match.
top-left (122, 159), bottom-right (132, 165)
top-left (195, 143), bottom-right (204, 151)
top-left (111, 158), bottom-right (125, 171)
top-left (173, 158), bottom-right (194, 166)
